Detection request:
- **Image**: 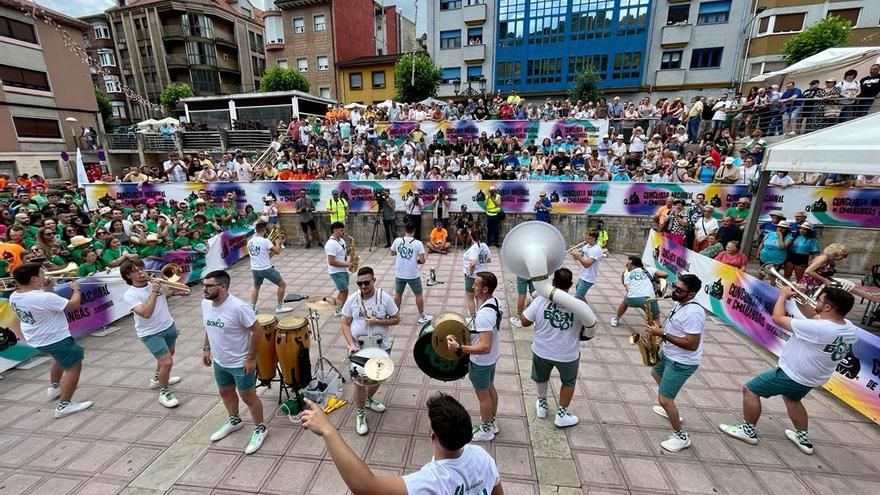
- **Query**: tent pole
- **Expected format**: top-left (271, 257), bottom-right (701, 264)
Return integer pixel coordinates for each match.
top-left (742, 169), bottom-right (772, 260)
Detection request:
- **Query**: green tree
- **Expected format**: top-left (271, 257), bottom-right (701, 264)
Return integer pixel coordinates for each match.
top-left (259, 65), bottom-right (310, 93)
top-left (783, 15), bottom-right (853, 64)
top-left (394, 53), bottom-right (441, 102)
top-left (94, 87), bottom-right (116, 130)
top-left (569, 65), bottom-right (603, 103)
top-left (160, 82), bottom-right (194, 112)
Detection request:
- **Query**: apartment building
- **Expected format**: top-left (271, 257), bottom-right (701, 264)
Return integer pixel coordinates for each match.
top-left (427, 0), bottom-right (495, 98)
top-left (81, 13), bottom-right (132, 126)
top-left (0, 0), bottom-right (100, 180)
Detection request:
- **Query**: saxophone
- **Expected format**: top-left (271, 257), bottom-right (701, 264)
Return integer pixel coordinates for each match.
top-left (630, 297), bottom-right (664, 367)
top-left (346, 235), bottom-right (360, 273)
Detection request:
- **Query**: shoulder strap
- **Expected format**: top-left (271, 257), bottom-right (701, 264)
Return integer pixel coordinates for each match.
top-left (480, 297), bottom-right (503, 332)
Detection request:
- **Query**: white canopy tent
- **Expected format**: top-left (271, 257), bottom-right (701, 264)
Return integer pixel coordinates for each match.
top-left (419, 97), bottom-right (447, 107)
top-left (749, 46), bottom-right (880, 88)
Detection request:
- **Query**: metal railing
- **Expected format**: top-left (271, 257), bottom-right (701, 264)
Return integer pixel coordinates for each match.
top-left (181, 131), bottom-right (223, 153)
top-left (161, 25), bottom-right (183, 38)
top-left (141, 133), bottom-right (177, 152)
top-left (225, 130), bottom-right (272, 151)
top-left (101, 132), bottom-right (138, 151)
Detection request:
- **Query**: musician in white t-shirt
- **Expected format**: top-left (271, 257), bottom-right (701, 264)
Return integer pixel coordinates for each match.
top-left (200, 270), bottom-right (267, 455)
top-left (342, 266), bottom-right (400, 435)
top-left (301, 392), bottom-right (502, 495)
top-left (9, 262), bottom-right (92, 418)
top-left (721, 286), bottom-right (859, 455)
top-left (247, 221), bottom-right (292, 314)
top-left (121, 260), bottom-right (188, 408)
top-left (462, 229), bottom-right (491, 316)
top-left (390, 222), bottom-right (431, 325)
top-left (325, 221), bottom-right (353, 317)
top-left (571, 229), bottom-right (603, 300)
top-left (446, 271), bottom-right (502, 442)
top-left (611, 256), bottom-right (668, 328)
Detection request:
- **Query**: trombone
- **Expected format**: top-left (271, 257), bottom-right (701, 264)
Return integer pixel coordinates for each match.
top-left (567, 240), bottom-right (588, 255)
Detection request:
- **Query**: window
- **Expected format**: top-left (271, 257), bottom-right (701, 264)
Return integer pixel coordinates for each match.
top-left (111, 101), bottom-right (127, 119)
top-left (616, 0), bottom-right (650, 37)
top-left (660, 51), bottom-right (683, 70)
top-left (757, 16), bottom-right (770, 34)
top-left (828, 8), bottom-right (860, 27)
top-left (0, 16), bottom-right (37, 44)
top-left (350, 72), bottom-right (363, 90)
top-left (697, 1), bottom-right (730, 25)
top-left (690, 47), bottom-right (723, 69)
top-left (113, 21), bottom-right (124, 39)
top-left (439, 30), bottom-right (461, 49)
top-left (293, 17), bottom-right (305, 34)
top-left (496, 61), bottom-right (521, 85)
top-left (467, 65), bottom-right (483, 82)
top-left (773, 13), bottom-right (805, 33)
top-left (98, 50), bottom-right (116, 67)
top-left (186, 41), bottom-right (217, 65)
top-left (612, 51), bottom-right (641, 80)
top-left (191, 68), bottom-right (219, 93)
top-left (319, 86), bottom-right (331, 98)
top-left (372, 70), bottom-right (385, 88)
top-left (297, 58), bottom-right (308, 72)
top-left (104, 75), bottom-right (121, 93)
top-left (526, 57), bottom-right (562, 84)
top-left (40, 160), bottom-right (61, 180)
top-left (440, 0), bottom-right (462, 10)
top-left (0, 161), bottom-right (17, 177)
top-left (314, 14), bottom-right (326, 32)
top-left (467, 27), bottom-right (483, 44)
top-left (266, 16), bottom-right (284, 44)
top-left (441, 67), bottom-right (460, 84)
top-left (566, 55), bottom-right (606, 82)
top-left (252, 56), bottom-right (266, 76)
top-left (13, 117), bottom-right (62, 139)
top-left (94, 23), bottom-right (111, 40)
top-left (528, 0), bottom-right (567, 45)
top-left (181, 14), bottom-right (213, 38)
top-left (0, 65), bottom-right (50, 91)
top-left (317, 56), bottom-right (329, 71)
top-left (277, 59), bottom-right (288, 69)
top-left (498, 0), bottom-right (526, 46)
top-left (667, 4), bottom-right (689, 25)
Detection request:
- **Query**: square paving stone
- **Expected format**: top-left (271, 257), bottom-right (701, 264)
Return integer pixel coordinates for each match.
top-left (495, 444), bottom-right (535, 479)
top-left (706, 465), bottom-right (768, 495)
top-left (62, 440), bottom-right (130, 475)
top-left (308, 461), bottom-right (347, 494)
top-left (573, 452), bottom-right (623, 488)
top-left (262, 458), bottom-right (319, 494)
top-left (0, 472), bottom-right (45, 495)
top-left (106, 414), bottom-right (164, 442)
top-left (366, 434), bottom-right (409, 466)
top-left (663, 460), bottom-right (719, 494)
top-left (27, 439), bottom-right (90, 471)
top-left (72, 411), bottom-right (130, 439)
top-left (177, 451), bottom-right (241, 488)
top-left (605, 425), bottom-right (651, 454)
top-left (752, 468), bottom-right (813, 495)
top-left (140, 418), bottom-right (195, 446)
top-left (100, 446), bottom-right (162, 480)
top-left (221, 454), bottom-right (279, 491)
top-left (592, 401), bottom-right (633, 425)
top-left (0, 435), bottom-right (55, 468)
top-left (27, 475), bottom-right (86, 495)
top-left (377, 407), bottom-right (417, 435)
top-left (73, 480), bottom-right (127, 495)
top-left (619, 456), bottom-right (671, 492)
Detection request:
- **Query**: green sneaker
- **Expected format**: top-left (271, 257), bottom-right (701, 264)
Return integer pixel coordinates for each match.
top-left (159, 389), bottom-right (179, 408)
top-left (365, 397), bottom-right (385, 413)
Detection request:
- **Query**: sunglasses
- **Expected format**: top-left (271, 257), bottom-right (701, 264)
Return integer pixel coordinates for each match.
top-left (672, 286), bottom-right (690, 293)
top-left (356, 280), bottom-right (373, 287)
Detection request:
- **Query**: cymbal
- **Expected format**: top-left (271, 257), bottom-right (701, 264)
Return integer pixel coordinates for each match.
top-left (430, 312), bottom-right (471, 361)
top-left (364, 356), bottom-right (395, 382)
top-left (307, 297), bottom-right (339, 312)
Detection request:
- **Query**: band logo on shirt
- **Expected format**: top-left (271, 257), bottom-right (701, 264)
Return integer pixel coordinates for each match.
top-left (543, 303), bottom-right (574, 331)
top-left (206, 318), bottom-right (225, 328)
top-left (11, 303), bottom-right (35, 324)
top-left (824, 336), bottom-right (853, 361)
top-left (397, 244), bottom-right (414, 259)
top-left (478, 252), bottom-right (489, 264)
top-left (248, 244), bottom-right (261, 256)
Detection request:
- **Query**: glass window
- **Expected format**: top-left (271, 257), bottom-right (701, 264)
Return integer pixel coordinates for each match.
top-left (660, 51), bottom-right (683, 70)
top-left (467, 27), bottom-right (483, 41)
top-left (0, 16), bottom-right (38, 44)
top-left (277, 59), bottom-right (288, 69)
top-left (773, 13), bottom-right (805, 33)
top-left (293, 17), bottom-right (305, 34)
top-left (441, 67), bottom-right (460, 84)
top-left (317, 56), bottom-right (329, 71)
top-left (319, 87), bottom-right (331, 98)
top-left (0, 161), bottom-right (18, 177)
top-left (697, 1), bottom-right (730, 24)
top-left (828, 8), bottom-right (860, 27)
top-left (496, 61), bottom-right (522, 85)
top-left (611, 51), bottom-right (641, 80)
top-left (191, 68), bottom-right (219, 93)
top-left (94, 24), bottom-right (111, 39)
top-left (40, 160), bottom-right (60, 179)
top-left (0, 65), bottom-right (50, 91)
top-left (440, 0), bottom-right (462, 10)
top-left (690, 47), bottom-right (723, 69)
top-left (757, 16), bottom-right (770, 34)
top-left (439, 30), bottom-right (461, 49)
top-left (372, 70), bottom-right (385, 88)
top-left (297, 58), bottom-right (308, 72)
top-left (186, 41), bottom-right (216, 65)
top-left (350, 72), bottom-right (363, 90)
top-left (314, 14), bottom-right (326, 32)
top-left (467, 65), bottom-right (483, 82)
top-left (526, 57), bottom-right (562, 84)
top-left (266, 16), bottom-right (284, 44)
top-left (13, 117), bottom-right (62, 139)
top-left (111, 101), bottom-right (127, 119)
top-left (667, 4), bottom-right (689, 25)
top-left (104, 75), bottom-right (121, 93)
top-left (98, 50), bottom-right (116, 67)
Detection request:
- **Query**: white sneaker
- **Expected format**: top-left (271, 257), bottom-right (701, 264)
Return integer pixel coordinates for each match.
top-left (356, 410), bottom-right (368, 435)
top-left (471, 425), bottom-right (495, 442)
top-left (417, 313), bottom-right (432, 324)
top-left (784, 429), bottom-right (814, 455)
top-left (554, 411), bottom-right (579, 428)
top-left (491, 419), bottom-right (500, 435)
top-left (46, 386), bottom-right (61, 401)
top-left (536, 399), bottom-right (548, 419)
top-left (245, 426), bottom-right (268, 455)
top-left (510, 316), bottom-right (522, 328)
top-left (54, 401), bottom-right (93, 419)
top-left (150, 376), bottom-right (181, 390)
top-left (661, 432), bottom-right (691, 452)
top-left (333, 308), bottom-right (342, 318)
top-left (210, 418), bottom-right (244, 441)
top-left (610, 316), bottom-right (619, 327)
top-left (276, 304), bottom-right (294, 314)
top-left (652, 405), bottom-right (683, 422)
top-left (159, 389), bottom-right (179, 408)
top-left (365, 397), bottom-right (386, 413)
top-left (719, 423), bottom-right (758, 445)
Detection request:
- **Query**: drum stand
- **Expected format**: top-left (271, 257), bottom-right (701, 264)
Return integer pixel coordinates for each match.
top-left (309, 309), bottom-right (343, 377)
top-left (303, 308), bottom-right (345, 408)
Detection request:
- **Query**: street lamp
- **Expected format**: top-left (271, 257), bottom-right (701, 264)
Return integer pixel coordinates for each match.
top-left (452, 75), bottom-right (488, 100)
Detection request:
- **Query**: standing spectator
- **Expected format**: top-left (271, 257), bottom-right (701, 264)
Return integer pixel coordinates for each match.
top-left (404, 189), bottom-right (423, 240)
top-left (534, 191), bottom-right (552, 223)
top-left (685, 96), bottom-right (703, 143)
top-left (784, 222), bottom-right (819, 282)
top-left (856, 63), bottom-right (880, 117)
top-left (660, 199), bottom-right (689, 246)
top-left (837, 69), bottom-right (861, 121)
top-left (724, 197), bottom-right (751, 228)
top-left (799, 79), bottom-right (822, 133)
top-left (432, 188), bottom-right (450, 228)
top-left (326, 190), bottom-right (348, 225)
top-left (819, 78), bottom-right (842, 128)
top-left (485, 186), bottom-right (502, 247)
top-left (693, 206), bottom-right (719, 252)
top-left (779, 81), bottom-right (803, 136)
top-left (378, 190), bottom-right (397, 248)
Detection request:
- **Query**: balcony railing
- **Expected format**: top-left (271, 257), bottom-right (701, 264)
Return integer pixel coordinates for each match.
top-left (135, 30), bottom-right (150, 41)
top-left (141, 56), bottom-right (155, 67)
top-left (226, 130), bottom-right (271, 151)
top-left (161, 25), bottom-right (183, 38)
top-left (166, 54), bottom-right (188, 68)
top-left (661, 24), bottom-right (692, 47)
top-left (141, 133), bottom-right (177, 152)
top-left (220, 83), bottom-right (240, 94)
top-left (101, 132), bottom-right (138, 152)
top-left (463, 2), bottom-right (487, 25)
top-left (214, 31), bottom-right (235, 45)
top-left (463, 43), bottom-right (486, 62)
top-left (217, 57), bottom-right (240, 72)
top-left (181, 131), bottom-right (223, 153)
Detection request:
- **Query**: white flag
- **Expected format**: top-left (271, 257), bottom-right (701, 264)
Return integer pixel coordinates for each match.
top-left (75, 147), bottom-right (89, 187)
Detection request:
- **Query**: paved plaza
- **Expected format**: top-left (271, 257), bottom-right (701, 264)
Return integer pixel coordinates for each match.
top-left (0, 245), bottom-right (879, 495)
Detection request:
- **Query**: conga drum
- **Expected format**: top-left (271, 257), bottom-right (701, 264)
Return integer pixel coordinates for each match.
top-left (255, 314), bottom-right (278, 384)
top-left (413, 319), bottom-right (470, 382)
top-left (276, 316), bottom-right (312, 388)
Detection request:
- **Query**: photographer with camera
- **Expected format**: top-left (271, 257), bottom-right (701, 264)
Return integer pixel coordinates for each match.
top-left (432, 187), bottom-right (450, 228)
top-left (404, 189), bottom-right (423, 241)
top-left (378, 190), bottom-right (397, 248)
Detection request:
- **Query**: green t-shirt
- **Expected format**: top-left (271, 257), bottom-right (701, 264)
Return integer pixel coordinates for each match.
top-left (138, 245), bottom-right (166, 259)
top-left (78, 262), bottom-right (104, 276)
top-left (173, 237), bottom-right (191, 249)
top-left (724, 207), bottom-right (749, 222)
top-left (145, 220), bottom-right (159, 233)
top-left (102, 246), bottom-right (131, 265)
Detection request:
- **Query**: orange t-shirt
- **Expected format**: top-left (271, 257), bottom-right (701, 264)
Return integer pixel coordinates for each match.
top-left (0, 242), bottom-right (26, 271)
top-left (277, 170), bottom-right (295, 180)
top-left (430, 228), bottom-right (448, 244)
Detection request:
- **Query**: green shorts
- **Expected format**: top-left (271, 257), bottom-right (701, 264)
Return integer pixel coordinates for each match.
top-left (464, 275), bottom-right (476, 293)
top-left (468, 361), bottom-right (496, 391)
top-left (330, 272), bottom-right (349, 291)
top-left (516, 277), bottom-right (534, 296)
top-left (575, 280), bottom-right (594, 298)
top-left (253, 267), bottom-right (283, 287)
top-left (531, 353), bottom-right (579, 387)
top-left (140, 324), bottom-right (179, 358)
top-left (746, 367), bottom-right (813, 401)
top-left (213, 362), bottom-right (257, 391)
top-left (652, 352), bottom-right (699, 399)
top-left (624, 296), bottom-right (659, 315)
top-left (395, 276), bottom-right (423, 295)
top-left (37, 336), bottom-right (84, 370)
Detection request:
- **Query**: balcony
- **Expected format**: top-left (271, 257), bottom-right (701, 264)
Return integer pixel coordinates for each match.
top-left (217, 57), bottom-right (241, 73)
top-left (655, 69), bottom-right (686, 87)
top-left (462, 43), bottom-right (485, 63)
top-left (220, 83), bottom-right (240, 95)
top-left (214, 31), bottom-right (236, 48)
top-left (121, 59), bottom-right (132, 70)
top-left (226, 130), bottom-right (272, 152)
top-left (135, 30), bottom-right (150, 41)
top-left (101, 132), bottom-right (138, 152)
top-left (166, 54), bottom-right (188, 69)
top-left (142, 56), bottom-right (156, 67)
top-left (462, 3), bottom-right (487, 26)
top-left (660, 23), bottom-right (692, 47)
top-left (181, 131), bottom-right (223, 153)
top-left (161, 25), bottom-right (184, 39)
top-left (266, 40), bottom-right (284, 51)
top-left (144, 82), bottom-right (162, 94)
top-left (141, 133), bottom-right (177, 153)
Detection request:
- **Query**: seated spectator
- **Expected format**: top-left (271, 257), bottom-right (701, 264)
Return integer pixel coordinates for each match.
top-left (715, 241), bottom-right (748, 270)
top-left (426, 221), bottom-right (450, 254)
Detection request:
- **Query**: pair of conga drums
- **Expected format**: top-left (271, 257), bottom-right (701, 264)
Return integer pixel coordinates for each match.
top-left (255, 314), bottom-right (312, 388)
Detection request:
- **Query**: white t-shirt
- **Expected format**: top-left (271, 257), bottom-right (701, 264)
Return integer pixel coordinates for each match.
top-left (403, 444), bottom-right (500, 495)
top-left (523, 295), bottom-right (581, 363)
top-left (624, 267), bottom-right (658, 299)
top-left (234, 161), bottom-right (253, 182)
top-left (769, 174), bottom-right (796, 187)
top-left (391, 236), bottom-right (424, 280)
top-left (342, 289), bottom-right (398, 351)
top-left (325, 237), bottom-right (348, 275)
top-left (202, 295), bottom-right (257, 368)
top-left (470, 297), bottom-right (502, 367)
top-left (10, 290), bottom-right (70, 347)
top-left (463, 243), bottom-right (491, 276)
top-left (578, 243), bottom-right (603, 283)
top-left (248, 236), bottom-right (274, 271)
top-left (659, 302), bottom-right (705, 366)
top-left (123, 285), bottom-right (174, 338)
top-left (779, 318), bottom-right (860, 387)
top-left (694, 217), bottom-right (719, 242)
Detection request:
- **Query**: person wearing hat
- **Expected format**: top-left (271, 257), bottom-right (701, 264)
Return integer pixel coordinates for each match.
top-left (714, 157), bottom-right (739, 184)
top-left (66, 235), bottom-right (93, 264)
top-left (784, 221), bottom-right (819, 281)
top-left (262, 195), bottom-right (280, 229)
top-left (403, 189), bottom-right (424, 240)
top-left (138, 234), bottom-right (167, 261)
top-left (534, 191), bottom-right (552, 224)
top-left (758, 220), bottom-right (792, 283)
top-left (327, 190), bottom-right (348, 225)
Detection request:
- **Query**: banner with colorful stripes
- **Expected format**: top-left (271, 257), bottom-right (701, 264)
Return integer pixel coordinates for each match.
top-left (375, 119), bottom-right (609, 146)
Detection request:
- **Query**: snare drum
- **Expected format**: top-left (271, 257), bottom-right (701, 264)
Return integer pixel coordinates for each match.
top-left (255, 314), bottom-right (278, 384)
top-left (413, 321), bottom-right (469, 382)
top-left (276, 316), bottom-right (311, 388)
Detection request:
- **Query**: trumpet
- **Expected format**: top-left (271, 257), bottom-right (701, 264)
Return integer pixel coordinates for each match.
top-left (766, 265), bottom-right (817, 308)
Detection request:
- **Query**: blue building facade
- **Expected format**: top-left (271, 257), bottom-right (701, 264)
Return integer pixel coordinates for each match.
top-left (494, 0), bottom-right (652, 95)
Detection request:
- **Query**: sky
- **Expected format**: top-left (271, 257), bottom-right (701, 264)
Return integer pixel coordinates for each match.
top-left (34, 0), bottom-right (426, 34)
